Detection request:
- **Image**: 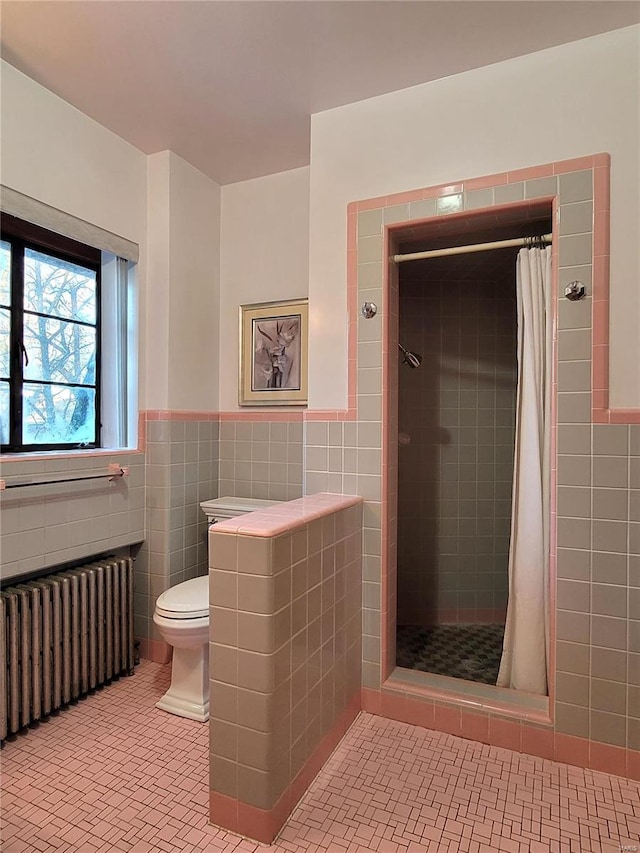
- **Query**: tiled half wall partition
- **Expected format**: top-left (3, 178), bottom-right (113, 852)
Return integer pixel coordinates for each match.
top-left (303, 154), bottom-right (639, 780)
top-left (207, 493), bottom-right (363, 843)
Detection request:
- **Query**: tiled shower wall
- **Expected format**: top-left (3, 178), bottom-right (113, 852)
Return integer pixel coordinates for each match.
top-left (134, 418), bottom-right (219, 642)
top-left (397, 277), bottom-right (516, 626)
top-left (342, 157), bottom-right (639, 772)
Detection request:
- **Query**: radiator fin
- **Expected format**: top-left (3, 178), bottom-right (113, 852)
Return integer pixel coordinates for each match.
top-left (1, 557), bottom-right (135, 740)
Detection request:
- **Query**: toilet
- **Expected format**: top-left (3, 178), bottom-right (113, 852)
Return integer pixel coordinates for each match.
top-left (152, 496), bottom-right (278, 722)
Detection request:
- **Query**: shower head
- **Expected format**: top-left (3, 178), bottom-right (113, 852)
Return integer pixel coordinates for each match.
top-left (398, 343), bottom-right (422, 369)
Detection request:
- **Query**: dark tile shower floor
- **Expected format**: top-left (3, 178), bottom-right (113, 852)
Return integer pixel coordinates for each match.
top-left (396, 622), bottom-right (506, 685)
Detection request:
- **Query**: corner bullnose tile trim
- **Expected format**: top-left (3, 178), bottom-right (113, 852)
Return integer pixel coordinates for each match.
top-left (211, 492), bottom-right (363, 537)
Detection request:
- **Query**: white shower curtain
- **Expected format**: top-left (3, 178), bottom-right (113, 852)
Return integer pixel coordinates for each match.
top-left (497, 246), bottom-right (552, 696)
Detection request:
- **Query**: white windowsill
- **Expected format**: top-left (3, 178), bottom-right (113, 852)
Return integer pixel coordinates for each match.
top-left (0, 447), bottom-right (142, 463)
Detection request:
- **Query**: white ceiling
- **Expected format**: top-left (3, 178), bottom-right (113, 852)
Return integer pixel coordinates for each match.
top-left (2, 1), bottom-right (639, 185)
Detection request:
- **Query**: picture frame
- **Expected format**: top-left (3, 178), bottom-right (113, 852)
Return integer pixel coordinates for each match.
top-left (239, 298), bottom-right (308, 406)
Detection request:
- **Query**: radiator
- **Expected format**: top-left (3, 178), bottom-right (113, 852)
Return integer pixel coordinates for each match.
top-left (0, 557), bottom-right (135, 741)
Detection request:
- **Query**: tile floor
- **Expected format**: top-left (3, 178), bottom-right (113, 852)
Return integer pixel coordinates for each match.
top-left (396, 624), bottom-right (505, 685)
top-left (1, 660), bottom-right (638, 853)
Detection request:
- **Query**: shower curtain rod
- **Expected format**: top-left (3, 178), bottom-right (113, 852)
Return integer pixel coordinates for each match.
top-left (391, 233), bottom-right (553, 264)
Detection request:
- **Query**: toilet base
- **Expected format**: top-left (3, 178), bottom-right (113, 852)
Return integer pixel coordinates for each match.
top-left (155, 694), bottom-right (209, 722)
top-left (155, 643), bottom-right (209, 722)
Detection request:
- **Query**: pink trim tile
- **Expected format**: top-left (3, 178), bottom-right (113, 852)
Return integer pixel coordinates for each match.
top-left (404, 696), bottom-right (435, 729)
top-left (594, 166), bottom-right (611, 211)
top-left (521, 725), bottom-right (555, 760)
top-left (609, 408), bottom-right (640, 423)
top-left (143, 409), bottom-right (219, 421)
top-left (489, 719), bottom-right (522, 752)
top-left (461, 711), bottom-right (490, 744)
top-left (593, 210), bottom-right (610, 256)
top-left (213, 493), bottom-right (363, 537)
top-left (433, 703), bottom-right (462, 737)
top-left (347, 248), bottom-right (357, 286)
top-left (464, 172), bottom-right (509, 190)
top-left (217, 410), bottom-right (303, 421)
top-left (380, 692), bottom-right (408, 722)
top-left (593, 152), bottom-right (611, 167)
top-left (508, 163), bottom-right (554, 182)
top-left (210, 791), bottom-right (238, 834)
top-left (142, 409), bottom-right (169, 420)
top-left (356, 195), bottom-right (387, 212)
top-left (304, 410), bottom-right (335, 421)
top-left (592, 390), bottom-right (610, 415)
top-left (592, 406), bottom-right (610, 424)
top-left (589, 742), bottom-right (627, 777)
top-left (553, 155), bottom-right (595, 174)
top-left (628, 749), bottom-right (640, 782)
top-left (592, 299), bottom-right (609, 347)
top-left (554, 733), bottom-right (589, 768)
top-left (592, 345), bottom-right (609, 391)
top-left (385, 675), bottom-right (551, 727)
top-left (237, 800), bottom-right (284, 845)
top-left (137, 411), bottom-right (146, 451)
top-left (592, 254), bottom-right (610, 303)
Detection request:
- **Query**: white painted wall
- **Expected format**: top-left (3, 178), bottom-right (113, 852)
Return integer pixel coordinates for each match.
top-left (308, 26), bottom-right (640, 409)
top-left (0, 60), bottom-right (150, 407)
top-left (145, 152), bottom-right (171, 409)
top-left (218, 167), bottom-right (310, 411)
top-left (0, 61), bottom-right (146, 246)
top-left (0, 63), bottom-right (222, 413)
top-left (168, 153), bottom-right (221, 411)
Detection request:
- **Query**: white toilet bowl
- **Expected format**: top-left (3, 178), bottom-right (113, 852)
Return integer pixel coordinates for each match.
top-left (153, 496), bottom-right (279, 722)
top-left (153, 576), bottom-right (210, 721)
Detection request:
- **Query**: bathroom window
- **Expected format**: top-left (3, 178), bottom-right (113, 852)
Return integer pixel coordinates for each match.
top-left (1, 215), bottom-right (131, 452)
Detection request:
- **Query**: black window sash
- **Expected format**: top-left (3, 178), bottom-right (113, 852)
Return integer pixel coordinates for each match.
top-left (1, 223), bottom-right (101, 452)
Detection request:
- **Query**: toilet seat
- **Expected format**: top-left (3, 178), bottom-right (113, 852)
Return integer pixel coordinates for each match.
top-left (155, 575), bottom-right (208, 619)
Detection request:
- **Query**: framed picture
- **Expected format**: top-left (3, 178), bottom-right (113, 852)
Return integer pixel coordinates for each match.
top-left (239, 298), bottom-right (308, 406)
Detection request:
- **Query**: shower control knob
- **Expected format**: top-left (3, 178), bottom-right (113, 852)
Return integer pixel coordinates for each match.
top-left (361, 301), bottom-right (377, 319)
top-left (564, 281), bottom-right (585, 301)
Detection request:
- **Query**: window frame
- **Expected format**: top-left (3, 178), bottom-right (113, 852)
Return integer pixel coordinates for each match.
top-left (1, 215), bottom-right (102, 452)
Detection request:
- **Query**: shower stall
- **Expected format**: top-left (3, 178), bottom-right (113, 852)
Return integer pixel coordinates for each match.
top-left (394, 215), bottom-right (552, 689)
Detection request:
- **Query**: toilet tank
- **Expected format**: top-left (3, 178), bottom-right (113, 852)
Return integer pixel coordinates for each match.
top-left (199, 496), bottom-right (280, 524)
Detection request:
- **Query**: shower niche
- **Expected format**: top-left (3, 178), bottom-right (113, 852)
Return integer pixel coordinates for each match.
top-left (393, 203), bottom-right (553, 690)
